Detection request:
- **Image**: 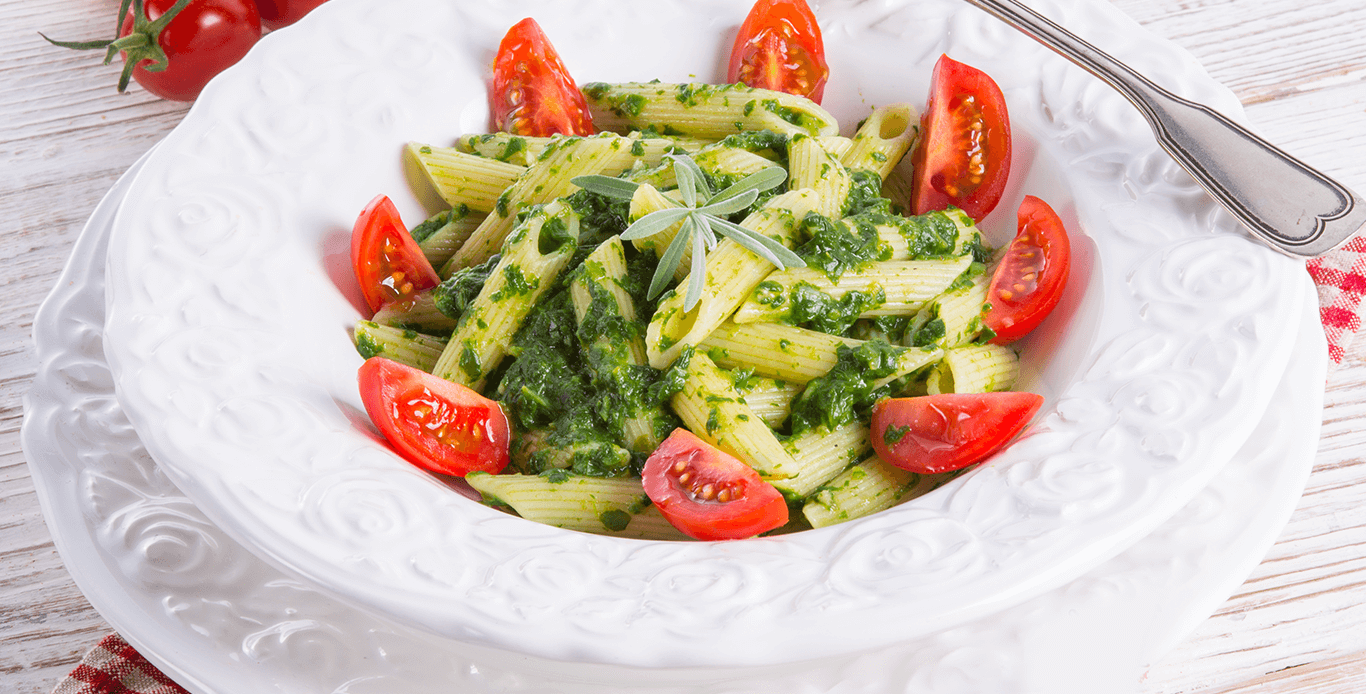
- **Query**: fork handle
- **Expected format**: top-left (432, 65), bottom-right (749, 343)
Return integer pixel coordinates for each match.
top-left (960, 0), bottom-right (1366, 257)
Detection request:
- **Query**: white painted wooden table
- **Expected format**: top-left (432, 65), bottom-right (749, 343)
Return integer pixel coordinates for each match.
top-left (3, 0), bottom-right (1365, 692)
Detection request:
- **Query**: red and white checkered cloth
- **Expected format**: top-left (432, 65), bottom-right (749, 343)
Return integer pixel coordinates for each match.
top-left (51, 243), bottom-right (1366, 694)
top-left (1307, 236), bottom-right (1366, 365)
top-left (52, 635), bottom-right (189, 694)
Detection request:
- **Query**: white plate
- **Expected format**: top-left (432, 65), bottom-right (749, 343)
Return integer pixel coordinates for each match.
top-left (101, 0), bottom-right (1308, 667)
top-left (24, 150), bottom-right (1324, 693)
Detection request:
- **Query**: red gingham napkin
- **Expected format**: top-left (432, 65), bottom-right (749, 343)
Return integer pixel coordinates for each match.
top-left (51, 635), bottom-right (189, 694)
top-left (1307, 236), bottom-right (1366, 365)
top-left (51, 244), bottom-right (1366, 694)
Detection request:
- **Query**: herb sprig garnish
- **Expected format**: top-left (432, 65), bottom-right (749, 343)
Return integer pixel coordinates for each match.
top-left (573, 154), bottom-right (804, 310)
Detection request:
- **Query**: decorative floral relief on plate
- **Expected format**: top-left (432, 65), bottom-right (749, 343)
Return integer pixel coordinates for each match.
top-left (101, 0), bottom-right (1307, 666)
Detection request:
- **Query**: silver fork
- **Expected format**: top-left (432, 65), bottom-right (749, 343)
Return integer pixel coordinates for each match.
top-left (961, 0), bottom-right (1366, 258)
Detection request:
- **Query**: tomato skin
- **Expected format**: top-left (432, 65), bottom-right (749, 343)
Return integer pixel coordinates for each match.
top-left (358, 358), bottom-right (511, 477)
top-left (350, 195), bottom-right (443, 314)
top-left (727, 0), bottom-right (829, 103)
top-left (491, 18), bottom-right (595, 137)
top-left (909, 54), bottom-right (1012, 222)
top-left (871, 393), bottom-right (1043, 474)
top-left (983, 195), bottom-right (1072, 344)
top-left (642, 429), bottom-right (788, 541)
top-left (120, 0), bottom-right (262, 102)
top-left (254, 0), bottom-right (329, 30)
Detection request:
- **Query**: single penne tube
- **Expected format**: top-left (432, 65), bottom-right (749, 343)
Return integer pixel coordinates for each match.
top-left (670, 351), bottom-right (803, 484)
top-left (412, 206), bottom-right (487, 268)
top-left (570, 237), bottom-right (671, 453)
top-left (700, 321), bottom-right (859, 384)
top-left (695, 145), bottom-right (784, 178)
top-left (646, 188), bottom-right (819, 368)
top-left (780, 420), bottom-right (872, 499)
top-left (872, 208), bottom-right (981, 260)
top-left (840, 104), bottom-right (919, 180)
top-left (927, 343), bottom-right (1020, 394)
top-left (444, 133), bottom-right (632, 272)
top-left (802, 456), bottom-right (914, 528)
top-left (371, 289), bottom-right (458, 335)
top-left (465, 472), bottom-right (691, 540)
top-left (816, 135), bottom-right (854, 159)
top-left (407, 142), bottom-right (525, 211)
top-left (788, 134), bottom-right (851, 218)
top-left (431, 201), bottom-right (579, 390)
top-left (628, 183), bottom-right (692, 281)
top-left (732, 375), bottom-right (802, 428)
top-left (512, 432), bottom-right (633, 477)
top-left (455, 133), bottom-right (552, 165)
top-left (734, 256), bottom-right (974, 323)
top-left (804, 461), bottom-right (960, 528)
top-left (352, 320), bottom-right (448, 372)
top-left (582, 81), bottom-right (839, 139)
top-left (924, 265), bottom-right (992, 348)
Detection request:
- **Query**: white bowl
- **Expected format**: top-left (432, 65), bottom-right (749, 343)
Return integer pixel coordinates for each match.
top-left (103, 0), bottom-right (1307, 670)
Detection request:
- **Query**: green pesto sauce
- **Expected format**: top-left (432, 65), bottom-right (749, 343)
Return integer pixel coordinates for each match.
top-left (409, 204), bottom-right (470, 244)
top-left (784, 282), bottom-right (886, 336)
top-left (789, 339), bottom-right (909, 436)
top-left (490, 264), bottom-right (540, 302)
top-left (432, 253), bottom-right (500, 321)
top-left (883, 424), bottom-right (912, 447)
top-left (630, 139), bottom-right (646, 157)
top-left (537, 216), bottom-right (574, 255)
top-left (795, 212), bottom-right (888, 282)
top-left (718, 129), bottom-right (789, 157)
top-left (496, 136), bottom-right (527, 162)
top-left (759, 99), bottom-right (824, 131)
top-left (458, 343), bottom-right (481, 381)
top-left (355, 331), bottom-right (383, 359)
top-left (495, 189), bottom-right (513, 218)
top-left (600, 508), bottom-right (632, 532)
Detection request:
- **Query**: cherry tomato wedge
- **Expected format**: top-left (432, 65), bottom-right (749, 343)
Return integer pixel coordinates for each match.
top-left (642, 429), bottom-right (788, 541)
top-left (254, 0), bottom-right (329, 31)
top-left (727, 0), bottom-right (829, 103)
top-left (120, 0), bottom-right (262, 102)
top-left (871, 393), bottom-right (1043, 474)
top-left (983, 195), bottom-right (1071, 344)
top-left (350, 195), bottom-right (442, 314)
top-left (909, 54), bottom-right (1011, 222)
top-left (491, 18), bottom-right (595, 137)
top-left (358, 357), bottom-right (511, 477)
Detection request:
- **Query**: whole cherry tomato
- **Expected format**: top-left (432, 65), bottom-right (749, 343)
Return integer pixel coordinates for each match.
top-left (254, 0), bottom-right (329, 30)
top-left (491, 18), bottom-right (595, 137)
top-left (727, 0), bottom-right (829, 103)
top-left (119, 0), bottom-right (262, 101)
top-left (909, 54), bottom-right (1012, 222)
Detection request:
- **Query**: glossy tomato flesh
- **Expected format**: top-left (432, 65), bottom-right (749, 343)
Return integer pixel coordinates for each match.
top-left (642, 429), bottom-right (787, 541)
top-left (910, 54), bottom-right (1011, 222)
top-left (871, 393), bottom-right (1043, 474)
top-left (491, 18), bottom-right (595, 137)
top-left (727, 0), bottom-right (829, 103)
top-left (350, 195), bottom-right (442, 314)
top-left (254, 0), bottom-right (329, 30)
top-left (983, 195), bottom-right (1071, 344)
top-left (120, 0), bottom-right (261, 102)
top-left (358, 357), bottom-right (510, 476)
